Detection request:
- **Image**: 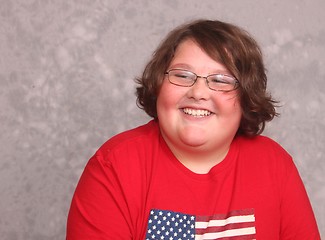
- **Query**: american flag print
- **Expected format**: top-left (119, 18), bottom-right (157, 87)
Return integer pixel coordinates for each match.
top-left (145, 208), bottom-right (256, 240)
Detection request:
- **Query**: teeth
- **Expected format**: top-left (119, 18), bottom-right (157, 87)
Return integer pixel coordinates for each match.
top-left (183, 108), bottom-right (212, 117)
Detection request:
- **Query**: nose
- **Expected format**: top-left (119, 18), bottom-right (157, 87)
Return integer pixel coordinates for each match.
top-left (187, 77), bottom-right (210, 100)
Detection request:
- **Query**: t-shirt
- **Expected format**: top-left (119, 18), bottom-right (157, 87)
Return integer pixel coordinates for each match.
top-left (67, 120), bottom-right (320, 239)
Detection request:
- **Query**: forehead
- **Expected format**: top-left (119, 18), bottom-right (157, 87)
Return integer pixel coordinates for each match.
top-left (169, 39), bottom-right (230, 74)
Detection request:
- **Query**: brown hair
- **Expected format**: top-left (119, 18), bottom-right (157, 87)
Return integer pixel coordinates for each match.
top-left (136, 19), bottom-right (278, 136)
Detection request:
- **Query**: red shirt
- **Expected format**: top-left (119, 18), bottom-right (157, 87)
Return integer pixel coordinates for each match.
top-left (67, 120), bottom-right (320, 239)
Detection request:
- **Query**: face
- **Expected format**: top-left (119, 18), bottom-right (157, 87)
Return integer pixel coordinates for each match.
top-left (157, 39), bottom-right (242, 159)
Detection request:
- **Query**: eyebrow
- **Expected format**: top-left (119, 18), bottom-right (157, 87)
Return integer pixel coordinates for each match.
top-left (168, 63), bottom-right (193, 70)
top-left (168, 63), bottom-right (231, 75)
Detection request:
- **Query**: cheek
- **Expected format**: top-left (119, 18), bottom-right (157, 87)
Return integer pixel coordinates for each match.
top-left (231, 96), bottom-right (241, 112)
top-left (231, 98), bottom-right (242, 125)
top-left (157, 82), bottom-right (182, 111)
top-left (157, 83), bottom-right (174, 117)
top-left (216, 93), bottom-right (241, 113)
top-left (232, 95), bottom-right (242, 114)
top-left (216, 95), bottom-right (242, 128)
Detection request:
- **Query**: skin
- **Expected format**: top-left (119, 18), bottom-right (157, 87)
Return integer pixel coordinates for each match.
top-left (156, 39), bottom-right (242, 174)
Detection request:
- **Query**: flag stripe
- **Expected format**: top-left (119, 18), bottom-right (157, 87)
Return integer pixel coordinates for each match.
top-left (196, 209), bottom-right (254, 222)
top-left (195, 214), bottom-right (255, 228)
top-left (195, 226), bottom-right (256, 240)
top-left (195, 221), bottom-right (255, 234)
top-left (215, 235), bottom-right (256, 240)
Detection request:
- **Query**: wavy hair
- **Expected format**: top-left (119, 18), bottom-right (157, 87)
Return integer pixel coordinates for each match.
top-left (135, 19), bottom-right (278, 136)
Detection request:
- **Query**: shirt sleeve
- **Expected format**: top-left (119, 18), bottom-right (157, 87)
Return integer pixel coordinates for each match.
top-left (66, 150), bottom-right (133, 240)
top-left (280, 160), bottom-right (321, 240)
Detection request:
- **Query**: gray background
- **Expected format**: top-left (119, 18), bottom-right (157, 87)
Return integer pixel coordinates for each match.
top-left (0, 0), bottom-right (324, 239)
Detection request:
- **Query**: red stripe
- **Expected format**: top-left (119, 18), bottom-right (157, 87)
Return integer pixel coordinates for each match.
top-left (196, 208), bottom-right (255, 222)
top-left (216, 234), bottom-right (256, 240)
top-left (195, 221), bottom-right (255, 234)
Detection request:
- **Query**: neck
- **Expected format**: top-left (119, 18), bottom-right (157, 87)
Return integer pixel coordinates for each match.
top-left (166, 141), bottom-right (231, 174)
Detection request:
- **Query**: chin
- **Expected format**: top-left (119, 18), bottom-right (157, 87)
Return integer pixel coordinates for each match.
top-left (179, 135), bottom-right (208, 148)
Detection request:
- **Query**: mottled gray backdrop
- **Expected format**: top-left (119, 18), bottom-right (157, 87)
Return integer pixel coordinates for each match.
top-left (0, 0), bottom-right (324, 239)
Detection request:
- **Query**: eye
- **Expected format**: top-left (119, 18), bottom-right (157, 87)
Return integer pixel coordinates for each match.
top-left (174, 72), bottom-right (191, 79)
top-left (171, 70), bottom-right (195, 81)
top-left (209, 74), bottom-right (234, 84)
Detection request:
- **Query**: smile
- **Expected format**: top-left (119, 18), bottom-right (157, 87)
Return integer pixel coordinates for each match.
top-left (182, 108), bottom-right (212, 117)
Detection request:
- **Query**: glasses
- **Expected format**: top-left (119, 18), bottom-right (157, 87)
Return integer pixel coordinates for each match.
top-left (165, 69), bottom-right (239, 92)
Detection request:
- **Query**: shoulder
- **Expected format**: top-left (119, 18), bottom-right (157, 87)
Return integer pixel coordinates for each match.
top-left (236, 135), bottom-right (291, 158)
top-left (233, 136), bottom-right (300, 196)
top-left (103, 120), bottom-right (159, 148)
top-left (234, 135), bottom-right (295, 174)
top-left (95, 120), bottom-right (160, 163)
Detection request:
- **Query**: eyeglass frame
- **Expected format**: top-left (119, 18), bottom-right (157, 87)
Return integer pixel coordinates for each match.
top-left (165, 69), bottom-right (240, 92)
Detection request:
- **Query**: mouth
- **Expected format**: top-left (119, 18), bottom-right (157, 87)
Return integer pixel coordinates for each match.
top-left (182, 108), bottom-right (213, 117)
